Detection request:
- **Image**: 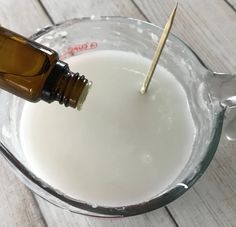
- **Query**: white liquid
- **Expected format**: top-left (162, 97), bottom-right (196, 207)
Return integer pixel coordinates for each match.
top-left (20, 50), bottom-right (195, 207)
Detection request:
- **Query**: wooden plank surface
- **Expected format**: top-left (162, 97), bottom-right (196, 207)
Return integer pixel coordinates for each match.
top-left (0, 0), bottom-right (50, 36)
top-left (36, 196), bottom-right (175, 227)
top-left (40, 0), bottom-right (145, 23)
top-left (0, 0), bottom-right (51, 226)
top-left (168, 140), bottom-right (236, 227)
top-left (0, 155), bottom-right (45, 227)
top-left (226, 0), bottom-right (236, 9)
top-left (132, 0), bottom-right (236, 226)
top-left (0, 0), bottom-right (236, 226)
top-left (133, 0), bottom-right (236, 73)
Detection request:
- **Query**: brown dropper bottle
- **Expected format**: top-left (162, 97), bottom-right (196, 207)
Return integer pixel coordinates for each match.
top-left (0, 26), bottom-right (91, 110)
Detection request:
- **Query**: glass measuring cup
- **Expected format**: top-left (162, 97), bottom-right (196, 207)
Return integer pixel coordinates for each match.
top-left (0, 17), bottom-right (235, 217)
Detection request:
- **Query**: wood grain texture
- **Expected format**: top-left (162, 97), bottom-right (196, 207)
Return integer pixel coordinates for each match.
top-left (1, 0), bottom-right (236, 226)
top-left (168, 146), bottom-right (236, 227)
top-left (0, 0), bottom-right (51, 226)
top-left (187, 134), bottom-right (236, 226)
top-left (40, 0), bottom-right (145, 24)
top-left (225, 0), bottom-right (236, 9)
top-left (0, 155), bottom-right (45, 227)
top-left (36, 196), bottom-right (175, 227)
top-left (0, 0), bottom-right (50, 36)
top-left (133, 0), bottom-right (236, 73)
top-left (132, 0), bottom-right (236, 226)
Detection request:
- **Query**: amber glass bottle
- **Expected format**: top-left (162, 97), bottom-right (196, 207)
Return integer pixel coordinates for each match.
top-left (0, 26), bottom-right (91, 109)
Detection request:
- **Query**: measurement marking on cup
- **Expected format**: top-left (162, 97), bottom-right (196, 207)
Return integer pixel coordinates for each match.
top-left (61, 42), bottom-right (98, 59)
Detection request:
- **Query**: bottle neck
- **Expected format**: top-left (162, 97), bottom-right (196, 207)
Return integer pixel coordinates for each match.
top-left (41, 60), bottom-right (91, 109)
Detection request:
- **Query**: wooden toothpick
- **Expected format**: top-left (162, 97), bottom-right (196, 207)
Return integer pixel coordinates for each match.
top-left (140, 3), bottom-right (178, 94)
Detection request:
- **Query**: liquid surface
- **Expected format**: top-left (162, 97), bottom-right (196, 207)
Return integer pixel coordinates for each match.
top-left (20, 50), bottom-right (195, 207)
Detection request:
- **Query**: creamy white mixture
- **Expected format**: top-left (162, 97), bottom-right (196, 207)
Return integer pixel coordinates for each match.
top-left (20, 50), bottom-right (195, 207)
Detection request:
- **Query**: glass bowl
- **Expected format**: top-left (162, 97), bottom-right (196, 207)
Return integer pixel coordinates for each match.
top-left (0, 17), bottom-right (235, 217)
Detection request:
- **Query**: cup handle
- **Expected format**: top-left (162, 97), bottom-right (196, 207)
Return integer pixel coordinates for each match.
top-left (210, 72), bottom-right (236, 140)
top-left (208, 72), bottom-right (236, 108)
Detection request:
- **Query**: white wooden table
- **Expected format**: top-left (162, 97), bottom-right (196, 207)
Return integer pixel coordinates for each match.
top-left (1, 0), bottom-right (236, 226)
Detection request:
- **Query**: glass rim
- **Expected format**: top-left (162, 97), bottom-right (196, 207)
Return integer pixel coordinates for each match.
top-left (0, 16), bottom-right (225, 217)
